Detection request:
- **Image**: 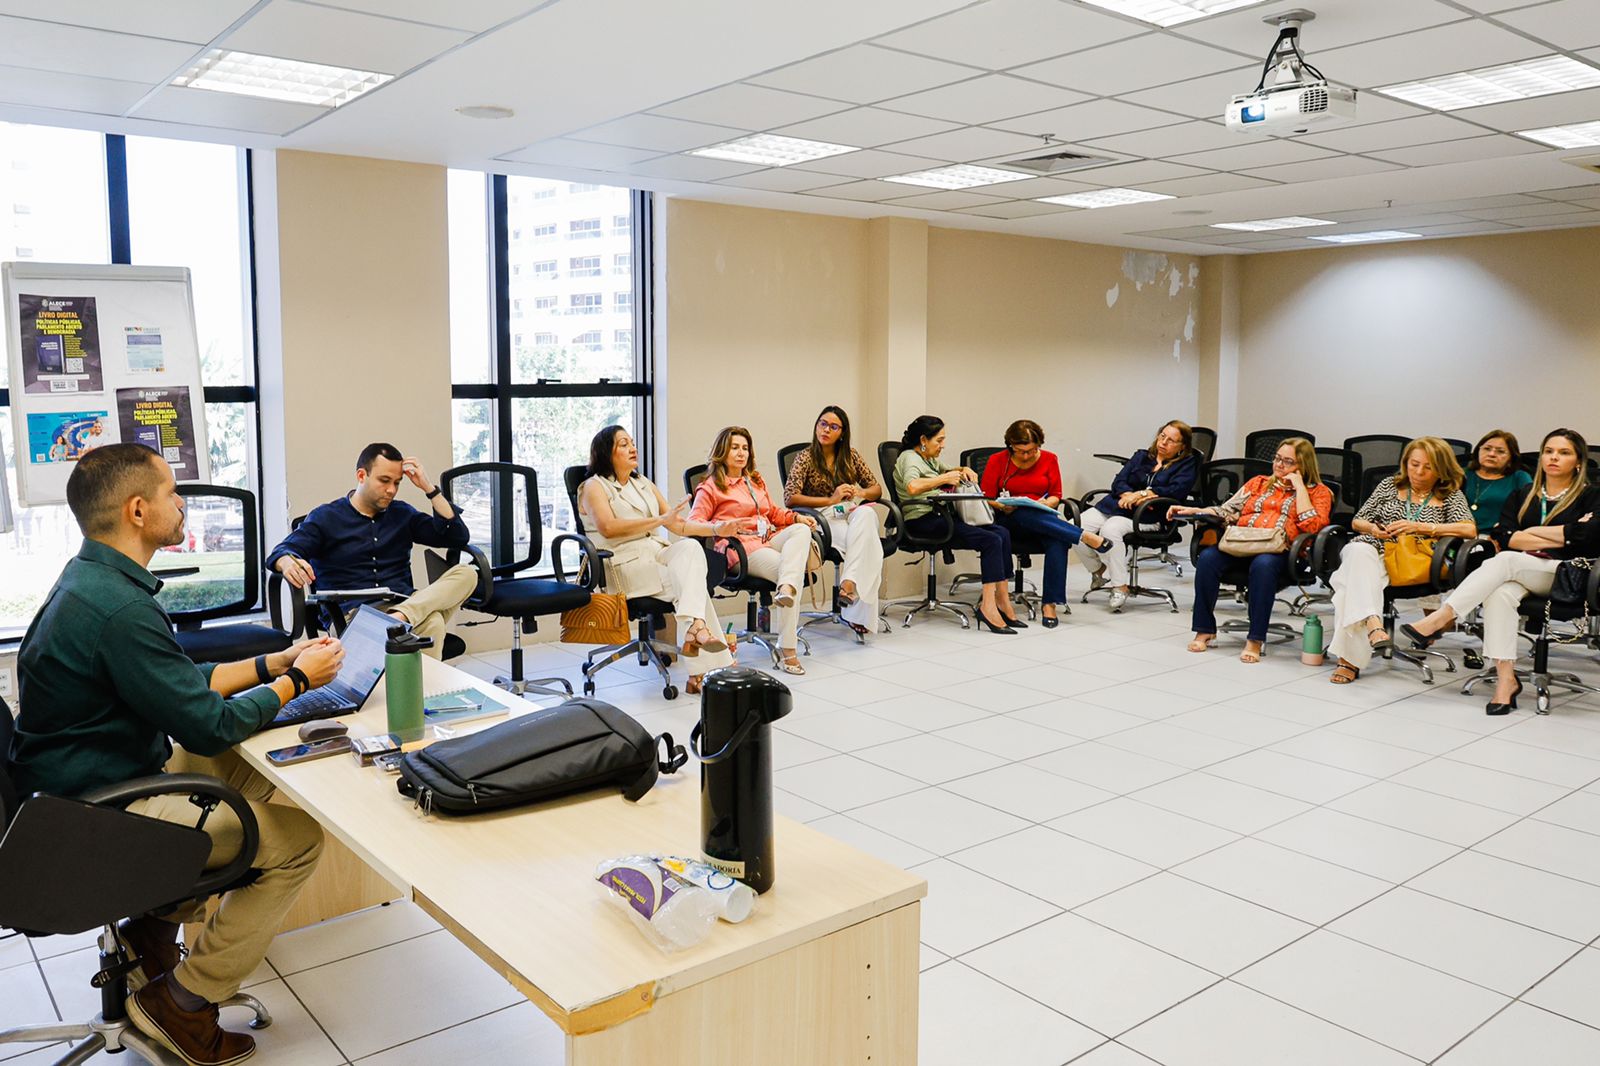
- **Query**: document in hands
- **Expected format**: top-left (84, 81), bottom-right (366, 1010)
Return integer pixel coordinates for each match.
top-left (996, 496), bottom-right (1057, 513)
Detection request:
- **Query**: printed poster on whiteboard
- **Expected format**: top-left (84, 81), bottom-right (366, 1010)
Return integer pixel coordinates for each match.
top-left (4, 262), bottom-right (210, 507)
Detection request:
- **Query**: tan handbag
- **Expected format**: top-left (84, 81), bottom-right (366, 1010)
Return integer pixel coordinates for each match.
top-left (1383, 535), bottom-right (1435, 586)
top-left (559, 592), bottom-right (632, 645)
top-left (1218, 525), bottom-right (1288, 557)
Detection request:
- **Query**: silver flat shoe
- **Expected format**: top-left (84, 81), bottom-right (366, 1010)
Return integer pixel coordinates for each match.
top-left (1107, 589), bottom-right (1128, 612)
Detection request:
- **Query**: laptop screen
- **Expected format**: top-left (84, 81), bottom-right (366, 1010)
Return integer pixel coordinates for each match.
top-left (327, 604), bottom-right (393, 707)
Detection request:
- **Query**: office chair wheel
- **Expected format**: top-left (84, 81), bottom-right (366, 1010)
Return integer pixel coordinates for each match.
top-left (583, 681), bottom-right (596, 697)
top-left (1538, 693), bottom-right (1551, 714)
top-left (663, 684), bottom-right (678, 700)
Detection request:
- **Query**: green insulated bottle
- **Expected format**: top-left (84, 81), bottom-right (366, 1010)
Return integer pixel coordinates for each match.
top-left (385, 624), bottom-right (433, 736)
top-left (1301, 614), bottom-right (1325, 666)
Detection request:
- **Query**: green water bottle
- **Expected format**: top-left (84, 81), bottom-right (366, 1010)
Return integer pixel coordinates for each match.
top-left (385, 624), bottom-right (433, 737)
top-left (1301, 614), bottom-right (1325, 666)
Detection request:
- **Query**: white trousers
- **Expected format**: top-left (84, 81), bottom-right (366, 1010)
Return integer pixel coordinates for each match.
top-left (658, 538), bottom-right (733, 671)
top-left (745, 524), bottom-right (812, 647)
top-left (1328, 543), bottom-right (1389, 670)
top-left (1444, 551), bottom-right (1559, 663)
top-left (827, 505), bottom-right (885, 627)
top-left (1076, 509), bottom-right (1135, 586)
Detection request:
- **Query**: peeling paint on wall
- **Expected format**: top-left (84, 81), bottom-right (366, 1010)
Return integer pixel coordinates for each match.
top-left (1184, 308), bottom-right (1196, 342)
top-left (1106, 283), bottom-right (1120, 308)
top-left (1121, 251), bottom-right (1169, 292)
top-left (1168, 266), bottom-right (1183, 297)
top-left (1189, 263), bottom-right (1200, 286)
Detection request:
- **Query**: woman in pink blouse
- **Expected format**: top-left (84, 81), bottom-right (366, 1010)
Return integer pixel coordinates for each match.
top-left (690, 426), bottom-right (819, 675)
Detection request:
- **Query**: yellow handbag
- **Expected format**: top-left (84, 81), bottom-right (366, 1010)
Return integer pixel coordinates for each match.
top-left (559, 592), bottom-right (632, 645)
top-left (1383, 535), bottom-right (1435, 587)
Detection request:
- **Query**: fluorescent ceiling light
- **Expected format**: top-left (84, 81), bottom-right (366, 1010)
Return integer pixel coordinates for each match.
top-left (690, 133), bottom-right (858, 167)
top-left (1211, 216), bottom-right (1334, 232)
top-left (1036, 187), bottom-right (1174, 209)
top-left (173, 49), bottom-right (392, 108)
top-left (1377, 55), bottom-right (1600, 112)
top-left (1518, 121), bottom-right (1600, 149)
top-left (882, 164), bottom-right (1029, 190)
top-left (1077, 0), bottom-right (1267, 28)
top-left (1310, 230), bottom-right (1421, 244)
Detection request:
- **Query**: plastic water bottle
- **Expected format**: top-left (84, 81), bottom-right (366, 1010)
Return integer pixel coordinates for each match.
top-left (595, 856), bottom-right (719, 952)
top-left (1301, 614), bottom-right (1325, 666)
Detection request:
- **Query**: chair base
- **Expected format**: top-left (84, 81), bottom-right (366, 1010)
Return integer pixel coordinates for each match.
top-left (498, 617), bottom-right (572, 702)
top-left (583, 631), bottom-right (680, 700)
top-left (885, 563), bottom-right (971, 629)
top-left (1219, 619), bottom-right (1299, 645)
top-left (1461, 665), bottom-right (1599, 714)
top-left (799, 610), bottom-right (889, 644)
top-left (1081, 583), bottom-right (1178, 613)
top-left (1377, 644), bottom-right (1455, 685)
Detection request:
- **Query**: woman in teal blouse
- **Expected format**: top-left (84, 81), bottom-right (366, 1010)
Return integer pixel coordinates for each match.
top-left (1463, 429), bottom-right (1532, 525)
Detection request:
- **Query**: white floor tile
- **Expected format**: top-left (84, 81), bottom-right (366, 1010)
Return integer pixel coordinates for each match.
top-left (1071, 683), bottom-right (1211, 721)
top-left (854, 733), bottom-right (1007, 784)
top-left (858, 658), bottom-right (979, 692)
top-left (1530, 789), bottom-right (1600, 837)
top-left (919, 943), bottom-right (947, 971)
top-left (1392, 756), bottom-right (1570, 815)
top-left (354, 1001), bottom-right (564, 1065)
top-left (1047, 798), bottom-right (1240, 869)
top-left (784, 671), bottom-right (906, 707)
top-left (267, 899), bottom-right (435, 976)
top-left (1121, 980), bottom-right (1417, 1066)
top-left (1326, 709), bottom-right (1483, 755)
top-left (1076, 873), bottom-right (1312, 976)
top-left (1273, 671), bottom-right (1413, 710)
top-left (935, 675), bottom-right (1053, 714)
top-left (772, 754), bottom-right (924, 812)
top-left (0, 936), bottom-right (31, 973)
top-left (1495, 716), bottom-right (1600, 760)
top-left (1067, 1042), bottom-right (1163, 1066)
top-left (1234, 930), bottom-right (1507, 1061)
top-left (805, 814), bottom-right (936, 869)
top-left (963, 913), bottom-right (1217, 1037)
top-left (1027, 742), bottom-right (1188, 794)
top-left (1099, 722), bottom-right (1252, 769)
top-left (1135, 667), bottom-right (1264, 705)
top-left (910, 858), bottom-right (1061, 957)
top-left (1173, 839), bottom-right (1390, 925)
top-left (919, 962), bottom-right (1103, 1066)
top-left (855, 691), bottom-right (993, 731)
top-left (1327, 781), bottom-right (1520, 847)
top-left (850, 787), bottom-right (1030, 855)
top-left (767, 730), bottom-right (836, 770)
top-left (219, 979), bottom-right (345, 1065)
top-left (1443, 738), bottom-right (1600, 788)
top-left (776, 705), bottom-right (917, 751)
top-left (1523, 946), bottom-right (1600, 1030)
top-left (1435, 1002), bottom-right (1600, 1066)
top-left (1204, 749), bottom-right (1376, 804)
top-left (1330, 887), bottom-right (1581, 996)
top-left (952, 826), bottom-right (1157, 910)
top-left (1268, 729), bottom-right (1430, 777)
top-left (0, 962), bottom-right (65, 1061)
top-left (774, 787), bottom-right (832, 822)
top-left (1009, 699), bottom-right (1150, 741)
top-left (1132, 772), bottom-right (1311, 835)
top-left (1255, 807), bottom-right (1460, 882)
top-left (932, 715), bottom-right (1080, 761)
top-left (27, 929), bottom-right (100, 962)
top-left (1474, 818), bottom-right (1600, 886)
top-left (1163, 705), bottom-right (1311, 747)
top-left (942, 763), bottom-right (1114, 821)
top-left (1225, 689), bottom-right (1364, 727)
top-left (1005, 664), bottom-right (1119, 699)
top-left (1409, 850), bottom-right (1600, 942)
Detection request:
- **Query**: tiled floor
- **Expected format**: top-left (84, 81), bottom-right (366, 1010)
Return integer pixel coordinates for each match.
top-left (8, 564), bottom-right (1600, 1064)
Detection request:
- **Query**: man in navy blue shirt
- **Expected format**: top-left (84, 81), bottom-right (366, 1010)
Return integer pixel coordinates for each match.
top-left (266, 442), bottom-right (475, 656)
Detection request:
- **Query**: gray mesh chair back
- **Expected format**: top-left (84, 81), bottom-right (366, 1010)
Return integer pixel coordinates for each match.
top-left (1341, 435), bottom-right (1409, 509)
top-left (1243, 429), bottom-right (1314, 463)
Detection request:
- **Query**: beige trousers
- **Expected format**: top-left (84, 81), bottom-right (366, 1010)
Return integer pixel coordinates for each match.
top-left (129, 749), bottom-right (324, 1003)
top-left (826, 506), bottom-right (885, 628)
top-left (1445, 551), bottom-right (1559, 663)
top-left (1328, 542), bottom-right (1389, 671)
top-left (1076, 509), bottom-right (1136, 586)
top-left (657, 538), bottom-right (733, 672)
top-left (744, 525), bottom-right (813, 647)
top-left (389, 563), bottom-right (479, 658)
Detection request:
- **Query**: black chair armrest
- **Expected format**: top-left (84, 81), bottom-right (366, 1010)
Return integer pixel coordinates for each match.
top-left (80, 773), bottom-right (259, 899)
top-left (1093, 453), bottom-right (1129, 466)
top-left (1185, 512), bottom-right (1228, 566)
top-left (265, 570), bottom-right (306, 639)
top-left (723, 536), bottom-right (752, 581)
top-left (1306, 525), bottom-right (1351, 583)
top-left (1586, 555), bottom-right (1600, 611)
top-left (873, 498), bottom-right (904, 556)
top-left (1438, 535), bottom-right (1497, 590)
top-left (549, 532), bottom-right (601, 590)
top-left (1057, 497), bottom-right (1082, 525)
top-left (1130, 496), bottom-right (1181, 530)
top-left (791, 507), bottom-right (832, 558)
top-left (1079, 488), bottom-right (1112, 511)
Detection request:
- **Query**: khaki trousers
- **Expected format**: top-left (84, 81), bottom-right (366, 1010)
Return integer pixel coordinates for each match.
top-left (1076, 509), bottom-right (1136, 587)
top-left (825, 506), bottom-right (885, 628)
top-left (389, 563), bottom-right (479, 658)
top-left (129, 749), bottom-right (324, 1003)
top-left (1328, 542), bottom-right (1389, 671)
top-left (1444, 551), bottom-right (1559, 663)
top-left (744, 525), bottom-right (813, 646)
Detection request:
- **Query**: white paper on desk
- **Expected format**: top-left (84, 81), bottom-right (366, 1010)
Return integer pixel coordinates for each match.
top-left (996, 496), bottom-right (1056, 513)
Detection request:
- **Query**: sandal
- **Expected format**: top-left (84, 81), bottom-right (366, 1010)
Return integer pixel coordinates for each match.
top-left (774, 585), bottom-right (797, 609)
top-left (1187, 635), bottom-right (1216, 653)
top-left (847, 621), bottom-right (871, 636)
top-left (777, 653), bottom-right (806, 675)
top-left (1367, 629), bottom-right (1393, 653)
top-left (1240, 642), bottom-right (1263, 664)
top-left (686, 674), bottom-right (703, 695)
top-left (1330, 660), bottom-right (1361, 685)
top-left (838, 581), bottom-right (858, 608)
top-left (687, 621), bottom-right (727, 654)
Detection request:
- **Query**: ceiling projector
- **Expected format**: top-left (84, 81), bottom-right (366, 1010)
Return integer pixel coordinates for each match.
top-left (1225, 9), bottom-right (1356, 134)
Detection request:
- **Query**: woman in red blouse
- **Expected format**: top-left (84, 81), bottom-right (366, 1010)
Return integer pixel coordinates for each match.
top-left (1168, 437), bottom-right (1333, 663)
top-left (981, 420), bottom-right (1112, 629)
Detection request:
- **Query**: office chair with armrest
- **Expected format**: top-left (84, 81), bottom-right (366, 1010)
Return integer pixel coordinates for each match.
top-left (1443, 438), bottom-right (1473, 464)
top-left (950, 446), bottom-right (1083, 618)
top-left (776, 443), bottom-right (901, 643)
top-left (1200, 459), bottom-right (1271, 507)
top-left (163, 485), bottom-right (298, 665)
top-left (877, 441), bottom-right (972, 629)
top-left (1186, 513), bottom-right (1319, 646)
top-left (1340, 435), bottom-right (1409, 511)
top-left (0, 698), bottom-right (272, 1064)
top-left (1243, 429), bottom-right (1314, 464)
top-left (1190, 426), bottom-right (1218, 465)
top-left (1078, 494), bottom-right (1184, 612)
top-left (438, 463), bottom-right (592, 701)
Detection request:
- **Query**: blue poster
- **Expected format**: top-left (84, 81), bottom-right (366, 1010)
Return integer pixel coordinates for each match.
top-left (26, 410), bottom-right (110, 464)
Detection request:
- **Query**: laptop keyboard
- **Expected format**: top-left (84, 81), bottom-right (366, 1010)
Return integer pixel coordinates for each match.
top-left (271, 688), bottom-right (351, 727)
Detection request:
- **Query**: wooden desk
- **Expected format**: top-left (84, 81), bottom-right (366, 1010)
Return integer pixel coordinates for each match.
top-left (237, 658), bottom-right (926, 1065)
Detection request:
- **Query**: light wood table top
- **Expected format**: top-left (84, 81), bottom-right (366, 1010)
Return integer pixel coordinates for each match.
top-left (236, 657), bottom-right (927, 1036)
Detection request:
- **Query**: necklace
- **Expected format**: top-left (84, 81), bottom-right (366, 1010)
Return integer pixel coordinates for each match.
top-left (1540, 483), bottom-right (1570, 524)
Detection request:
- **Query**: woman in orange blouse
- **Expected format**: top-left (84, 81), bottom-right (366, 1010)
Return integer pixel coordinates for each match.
top-left (1168, 437), bottom-right (1333, 663)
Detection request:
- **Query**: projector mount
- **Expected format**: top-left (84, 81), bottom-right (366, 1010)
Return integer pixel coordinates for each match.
top-left (1254, 10), bottom-right (1326, 93)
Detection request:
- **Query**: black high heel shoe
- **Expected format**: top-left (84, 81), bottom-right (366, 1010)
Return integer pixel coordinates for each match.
top-left (975, 611), bottom-right (1016, 635)
top-left (1003, 614), bottom-right (1029, 629)
top-left (1485, 678), bottom-right (1523, 717)
top-left (1400, 623), bottom-right (1443, 650)
top-left (1041, 610), bottom-right (1059, 629)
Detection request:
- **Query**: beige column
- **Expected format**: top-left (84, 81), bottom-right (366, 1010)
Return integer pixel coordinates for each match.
top-left (1196, 253), bottom-right (1241, 453)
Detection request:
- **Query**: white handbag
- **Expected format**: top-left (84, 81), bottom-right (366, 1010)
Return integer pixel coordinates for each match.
top-left (952, 480), bottom-right (994, 526)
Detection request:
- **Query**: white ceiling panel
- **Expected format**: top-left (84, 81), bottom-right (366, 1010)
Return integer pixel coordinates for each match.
top-left (1464, 201), bottom-right (1600, 220)
top-left (1297, 114), bottom-right (1488, 154)
top-left (0, 16), bottom-right (202, 82)
top-left (628, 154), bottom-right (760, 181)
top-left (774, 107), bottom-right (960, 148)
top-left (569, 114), bottom-right (746, 153)
top-left (1446, 1), bottom-right (1546, 12)
top-left (1173, 0), bottom-right (1467, 54)
top-left (886, 125), bottom-right (1050, 163)
top-left (1528, 183), bottom-right (1600, 200)
top-left (886, 190), bottom-right (1012, 210)
top-left (0, 1), bottom-right (260, 44)
top-left (1316, 21), bottom-right (1547, 88)
top-left (1085, 120), bottom-right (1242, 159)
top-left (649, 83), bottom-right (850, 129)
top-left (1412, 194), bottom-right (1544, 211)
top-left (314, 0), bottom-right (541, 34)
top-left (1140, 171), bottom-right (1279, 196)
top-left (1506, 214), bottom-right (1600, 228)
top-left (955, 200), bottom-right (1075, 218)
top-left (221, 2), bottom-right (469, 73)
top-left (801, 179), bottom-right (915, 202)
top-left (714, 168), bottom-right (866, 192)
top-left (1497, 0), bottom-right (1600, 49)
top-left (787, 148), bottom-right (943, 179)
top-left (874, 0), bottom-right (1144, 70)
top-left (1069, 159), bottom-right (1214, 186)
top-left (129, 85), bottom-right (327, 135)
top-left (0, 65), bottom-right (150, 116)
top-left (989, 98), bottom-right (1187, 141)
top-left (878, 75), bottom-right (1088, 125)
top-left (1411, 222), bottom-right (1519, 236)
top-left (1456, 87), bottom-right (1600, 134)
top-left (499, 139), bottom-right (663, 170)
top-left (1017, 33), bottom-right (1251, 97)
top-left (748, 44), bottom-right (981, 104)
top-left (1122, 66), bottom-right (1268, 119)
top-left (1369, 135), bottom-right (1549, 167)
top-left (1332, 93), bottom-right (1429, 125)
top-left (1241, 155), bottom-right (1400, 183)
top-left (1170, 138), bottom-right (1338, 172)
top-left (973, 175), bottom-right (1101, 198)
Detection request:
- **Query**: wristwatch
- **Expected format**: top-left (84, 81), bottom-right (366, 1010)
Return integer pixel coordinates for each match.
top-left (425, 486), bottom-right (442, 499)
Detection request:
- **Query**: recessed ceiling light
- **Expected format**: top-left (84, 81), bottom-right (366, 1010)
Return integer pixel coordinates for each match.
top-left (457, 104), bottom-right (514, 120)
top-left (1310, 230), bottom-right (1421, 244)
top-left (1036, 187), bottom-right (1174, 209)
top-left (1377, 55), bottom-right (1600, 112)
top-left (172, 49), bottom-right (392, 108)
top-left (1076, 0), bottom-right (1267, 28)
top-left (1518, 121), bottom-right (1600, 149)
top-left (1211, 216), bottom-right (1335, 231)
top-left (689, 134), bottom-right (858, 167)
top-left (882, 164), bottom-right (1030, 190)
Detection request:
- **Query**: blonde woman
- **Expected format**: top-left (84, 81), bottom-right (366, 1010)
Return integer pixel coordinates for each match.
top-left (1326, 437), bottom-right (1475, 684)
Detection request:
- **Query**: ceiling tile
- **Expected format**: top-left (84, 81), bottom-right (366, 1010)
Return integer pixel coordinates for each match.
top-left (1140, 172), bottom-right (1279, 196)
top-left (1411, 221), bottom-right (1520, 236)
top-left (1170, 138), bottom-right (1338, 171)
top-left (1241, 155), bottom-right (1400, 183)
top-left (1122, 66), bottom-right (1269, 119)
top-left (886, 190), bottom-right (1011, 210)
top-left (1465, 201), bottom-right (1600, 220)
top-left (748, 44), bottom-right (981, 104)
top-left (1173, 0), bottom-right (1467, 53)
top-left (1319, 21), bottom-right (1546, 88)
top-left (313, 0), bottom-right (538, 34)
top-left (714, 168), bottom-right (866, 192)
top-left (989, 98), bottom-right (1189, 141)
top-left (649, 83), bottom-right (849, 129)
top-left (1454, 87), bottom-right (1600, 134)
top-left (1349, 213), bottom-right (1478, 228)
top-left (1446, 1), bottom-right (1546, 12)
top-left (971, 175), bottom-right (1100, 198)
top-left (569, 114), bottom-right (746, 153)
top-left (1506, 214), bottom-right (1600, 228)
top-left (787, 148), bottom-right (943, 178)
top-left (884, 126), bottom-right (1048, 162)
top-left (1415, 194), bottom-right (1544, 210)
top-left (954, 200), bottom-right (1076, 218)
top-left (128, 84), bottom-right (326, 135)
top-left (627, 154), bottom-right (760, 181)
top-left (801, 179), bottom-right (916, 202)
top-left (774, 107), bottom-right (959, 148)
top-left (1236, 237), bottom-right (1323, 251)
top-left (1085, 120), bottom-right (1241, 159)
top-left (1297, 114), bottom-right (1487, 153)
top-left (1070, 160), bottom-right (1214, 186)
top-left (0, 64), bottom-right (149, 115)
top-left (1498, 0), bottom-right (1600, 49)
top-left (499, 139), bottom-right (662, 170)
top-left (1529, 183), bottom-right (1600, 200)
top-left (0, 16), bottom-right (201, 82)
top-left (877, 74), bottom-right (1088, 125)
top-left (0, 1), bottom-right (258, 43)
top-left (874, 0), bottom-right (1143, 70)
top-left (221, 1), bottom-right (469, 74)
top-left (1017, 33), bottom-right (1250, 97)
top-left (1368, 134), bottom-right (1549, 166)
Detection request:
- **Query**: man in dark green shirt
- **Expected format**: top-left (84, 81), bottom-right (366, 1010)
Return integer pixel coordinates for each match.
top-left (10, 444), bottom-right (342, 1066)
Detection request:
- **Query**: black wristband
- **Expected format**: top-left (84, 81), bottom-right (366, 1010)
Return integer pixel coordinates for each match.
top-left (426, 486), bottom-right (442, 499)
top-left (285, 667), bottom-right (309, 698)
top-left (254, 654), bottom-right (272, 685)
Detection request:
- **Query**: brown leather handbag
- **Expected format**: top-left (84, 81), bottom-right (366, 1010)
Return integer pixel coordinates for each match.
top-left (560, 592), bottom-right (632, 645)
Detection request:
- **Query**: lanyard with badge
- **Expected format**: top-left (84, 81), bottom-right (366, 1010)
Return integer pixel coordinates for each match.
top-left (742, 478), bottom-right (771, 540)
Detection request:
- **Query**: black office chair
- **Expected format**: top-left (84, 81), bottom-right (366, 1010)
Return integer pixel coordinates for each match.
top-left (0, 697), bottom-right (273, 1063)
top-left (1360, 465), bottom-right (1400, 503)
top-left (1341, 435), bottom-right (1409, 511)
top-left (1077, 494), bottom-right (1185, 613)
top-left (776, 443), bottom-right (901, 644)
top-left (1187, 513), bottom-right (1318, 646)
top-left (878, 441), bottom-right (972, 628)
top-left (1443, 438), bottom-right (1473, 464)
top-left (951, 446), bottom-right (1082, 619)
top-left (563, 465), bottom-right (690, 700)
top-left (1315, 446), bottom-right (1349, 489)
top-left (1199, 458), bottom-right (1271, 507)
top-left (1243, 428), bottom-right (1314, 463)
top-left (437, 462), bottom-right (592, 701)
top-left (1190, 426), bottom-right (1218, 465)
top-left (163, 485), bottom-right (298, 664)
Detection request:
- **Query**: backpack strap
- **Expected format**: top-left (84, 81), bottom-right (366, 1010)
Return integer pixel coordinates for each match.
top-left (622, 732), bottom-right (687, 803)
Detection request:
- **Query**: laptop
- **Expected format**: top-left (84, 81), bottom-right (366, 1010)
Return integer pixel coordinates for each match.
top-left (265, 604), bottom-right (394, 729)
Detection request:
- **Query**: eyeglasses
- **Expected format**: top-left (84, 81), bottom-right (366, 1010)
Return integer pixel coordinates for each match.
top-left (1010, 444), bottom-right (1041, 457)
top-left (1272, 456), bottom-right (1298, 467)
top-left (816, 421), bottom-right (843, 432)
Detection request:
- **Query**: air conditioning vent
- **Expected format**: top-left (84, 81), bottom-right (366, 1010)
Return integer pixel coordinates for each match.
top-left (1561, 153), bottom-right (1600, 174)
top-left (1299, 86), bottom-right (1329, 113)
top-left (996, 149), bottom-right (1115, 175)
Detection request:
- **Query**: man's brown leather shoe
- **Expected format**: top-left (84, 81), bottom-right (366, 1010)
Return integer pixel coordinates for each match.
top-left (116, 917), bottom-right (184, 990)
top-left (126, 974), bottom-right (255, 1066)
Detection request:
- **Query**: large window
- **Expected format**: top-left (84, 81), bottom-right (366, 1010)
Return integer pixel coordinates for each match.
top-left (447, 172), bottom-right (651, 551)
top-left (0, 124), bottom-right (260, 637)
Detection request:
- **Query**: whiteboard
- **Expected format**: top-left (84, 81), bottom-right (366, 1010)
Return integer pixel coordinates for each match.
top-left (3, 262), bottom-right (211, 507)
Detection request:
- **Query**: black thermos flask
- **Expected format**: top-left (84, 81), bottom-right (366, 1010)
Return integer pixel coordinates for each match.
top-left (691, 666), bottom-right (792, 894)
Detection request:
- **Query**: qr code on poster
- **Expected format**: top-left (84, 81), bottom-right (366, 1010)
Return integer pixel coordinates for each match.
top-left (163, 447), bottom-right (181, 462)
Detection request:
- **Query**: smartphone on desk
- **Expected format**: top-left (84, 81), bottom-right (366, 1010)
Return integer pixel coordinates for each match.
top-left (267, 737), bottom-right (353, 766)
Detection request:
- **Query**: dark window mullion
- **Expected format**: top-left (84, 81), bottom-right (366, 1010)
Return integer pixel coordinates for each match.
top-left (106, 134), bottom-right (131, 264)
top-left (489, 173), bottom-right (513, 566)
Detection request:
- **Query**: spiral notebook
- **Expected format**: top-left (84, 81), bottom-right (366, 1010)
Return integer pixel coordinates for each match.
top-left (422, 687), bottom-right (512, 727)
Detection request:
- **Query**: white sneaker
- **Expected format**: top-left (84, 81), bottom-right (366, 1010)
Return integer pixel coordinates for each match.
top-left (1088, 572), bottom-right (1110, 593)
top-left (1108, 589), bottom-right (1128, 612)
